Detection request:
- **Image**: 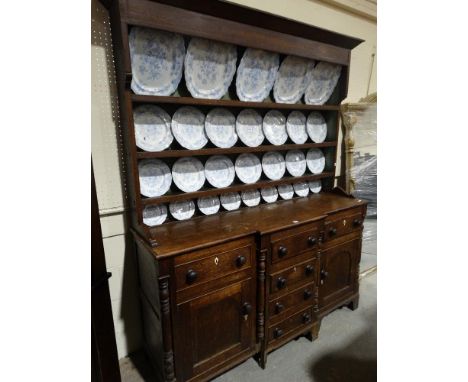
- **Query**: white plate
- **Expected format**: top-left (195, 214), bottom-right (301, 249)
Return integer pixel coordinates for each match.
top-left (129, 27), bottom-right (185, 96)
top-left (169, 200), bottom-right (195, 221)
top-left (197, 196), bottom-right (220, 215)
top-left (285, 150), bottom-right (306, 177)
top-left (204, 155), bottom-right (235, 188)
top-left (235, 153), bottom-right (262, 184)
top-left (171, 106), bottom-right (207, 149)
top-left (304, 62), bottom-right (342, 105)
top-left (184, 37), bottom-right (237, 99)
top-left (172, 157), bottom-right (205, 192)
top-left (273, 56), bottom-right (315, 104)
top-left (241, 189), bottom-right (261, 207)
top-left (138, 159), bottom-right (172, 197)
top-left (133, 105), bottom-right (173, 152)
top-left (262, 151), bottom-right (286, 180)
top-left (293, 182), bottom-right (309, 197)
top-left (306, 112), bottom-right (327, 143)
top-left (263, 110), bottom-right (288, 145)
top-left (278, 184), bottom-right (294, 200)
top-left (309, 180), bottom-right (322, 194)
top-left (236, 109), bottom-right (264, 147)
top-left (236, 48), bottom-right (279, 102)
top-left (306, 148), bottom-right (326, 174)
top-left (220, 192), bottom-right (241, 211)
top-left (205, 108), bottom-right (237, 148)
top-left (142, 204), bottom-right (168, 226)
top-left (261, 187), bottom-right (278, 203)
top-left (286, 111), bottom-right (308, 144)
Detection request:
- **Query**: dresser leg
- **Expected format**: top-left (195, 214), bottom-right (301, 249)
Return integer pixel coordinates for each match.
top-left (347, 295), bottom-right (359, 311)
top-left (310, 320), bottom-right (321, 341)
top-left (254, 351), bottom-right (267, 369)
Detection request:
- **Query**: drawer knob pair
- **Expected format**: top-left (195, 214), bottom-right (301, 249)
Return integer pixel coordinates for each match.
top-left (302, 313), bottom-right (312, 324)
top-left (186, 269), bottom-right (198, 284)
top-left (308, 236), bottom-right (317, 246)
top-left (305, 265), bottom-right (315, 276)
top-left (304, 289), bottom-right (312, 300)
top-left (278, 246), bottom-right (288, 258)
top-left (274, 328), bottom-right (283, 338)
top-left (242, 302), bottom-right (252, 316)
top-left (329, 227), bottom-right (337, 236)
top-left (275, 302), bottom-right (284, 314)
top-left (353, 219), bottom-right (362, 226)
top-left (277, 277), bottom-right (287, 289)
top-left (236, 255), bottom-right (246, 268)
top-left (320, 270), bottom-right (329, 279)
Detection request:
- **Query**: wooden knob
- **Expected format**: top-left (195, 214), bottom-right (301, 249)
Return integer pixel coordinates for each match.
top-left (302, 313), bottom-right (311, 324)
top-left (277, 277), bottom-right (287, 289)
top-left (186, 269), bottom-right (198, 284)
top-left (236, 255), bottom-right (246, 267)
top-left (320, 270), bottom-right (329, 279)
top-left (329, 227), bottom-right (337, 236)
top-left (275, 302), bottom-right (284, 314)
top-left (353, 219), bottom-right (362, 226)
top-left (308, 236), bottom-right (317, 246)
top-left (274, 328), bottom-right (283, 338)
top-left (278, 246), bottom-right (288, 258)
top-left (303, 289), bottom-right (312, 300)
top-left (242, 302), bottom-right (252, 316)
top-left (305, 265), bottom-right (314, 276)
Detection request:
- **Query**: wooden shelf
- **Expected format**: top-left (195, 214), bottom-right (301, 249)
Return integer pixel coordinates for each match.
top-left (131, 94), bottom-right (340, 111)
top-left (137, 142), bottom-right (338, 159)
top-left (141, 172), bottom-right (335, 205)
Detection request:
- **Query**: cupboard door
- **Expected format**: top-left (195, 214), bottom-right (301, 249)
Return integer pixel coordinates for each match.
top-left (176, 278), bottom-right (256, 380)
top-left (319, 238), bottom-right (360, 309)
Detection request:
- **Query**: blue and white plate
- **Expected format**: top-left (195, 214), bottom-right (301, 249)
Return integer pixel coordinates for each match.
top-left (306, 148), bottom-right (326, 174)
top-left (236, 109), bottom-right (264, 147)
top-left (261, 187), bottom-right (278, 203)
top-left (169, 200), bottom-right (195, 221)
top-left (309, 180), bottom-right (322, 194)
top-left (197, 196), bottom-right (220, 215)
top-left (235, 153), bottom-right (262, 184)
top-left (171, 106), bottom-right (207, 149)
top-left (306, 112), bottom-right (327, 143)
top-left (273, 56), bottom-right (315, 104)
top-left (263, 110), bottom-right (288, 145)
top-left (142, 204), bottom-right (168, 226)
top-left (205, 108), bottom-right (237, 148)
top-left (205, 155), bottom-right (235, 188)
top-left (304, 62), bottom-right (342, 105)
top-left (286, 111), bottom-right (308, 144)
top-left (236, 48), bottom-right (279, 102)
top-left (293, 182), bottom-right (309, 197)
top-left (285, 150), bottom-right (306, 177)
top-left (241, 189), bottom-right (261, 207)
top-left (262, 151), bottom-right (286, 180)
top-left (133, 105), bottom-right (173, 152)
top-left (184, 38), bottom-right (237, 99)
top-left (220, 192), bottom-right (241, 211)
top-left (129, 27), bottom-right (185, 96)
top-left (278, 184), bottom-right (294, 200)
top-left (138, 159), bottom-right (172, 197)
top-left (172, 157), bottom-right (205, 192)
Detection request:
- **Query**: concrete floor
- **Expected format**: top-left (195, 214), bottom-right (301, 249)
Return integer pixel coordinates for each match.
top-left (120, 219), bottom-right (377, 382)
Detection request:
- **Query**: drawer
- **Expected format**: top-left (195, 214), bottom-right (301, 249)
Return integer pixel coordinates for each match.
top-left (269, 257), bottom-right (318, 296)
top-left (174, 237), bottom-right (254, 291)
top-left (270, 221), bottom-right (322, 265)
top-left (324, 207), bottom-right (364, 242)
top-left (268, 282), bottom-right (315, 322)
top-left (268, 307), bottom-right (313, 343)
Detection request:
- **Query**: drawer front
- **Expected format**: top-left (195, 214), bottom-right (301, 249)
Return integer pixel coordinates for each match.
top-left (175, 238), bottom-right (254, 291)
top-left (324, 207), bottom-right (364, 242)
top-left (269, 257), bottom-right (318, 295)
top-left (270, 222), bottom-right (321, 265)
top-left (268, 282), bottom-right (315, 322)
top-left (268, 307), bottom-right (314, 343)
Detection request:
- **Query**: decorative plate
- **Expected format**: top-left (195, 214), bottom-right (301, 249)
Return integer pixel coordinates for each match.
top-left (129, 27), bottom-right (185, 96)
top-left (171, 106), bottom-right (208, 150)
top-left (304, 61), bottom-right (342, 105)
top-left (286, 111), bottom-right (308, 144)
top-left (273, 56), bottom-right (315, 104)
top-left (220, 192), bottom-right (241, 211)
top-left (197, 196), bottom-right (220, 215)
top-left (309, 179), bottom-right (322, 194)
top-left (205, 108), bottom-right (237, 148)
top-left (278, 184), bottom-right (294, 200)
top-left (262, 151), bottom-right (286, 181)
top-left (169, 200), bottom-right (195, 221)
top-left (306, 148), bottom-right (326, 174)
top-left (236, 109), bottom-right (264, 147)
top-left (172, 157), bottom-right (205, 192)
top-left (133, 105), bottom-right (173, 152)
top-left (306, 112), bottom-right (328, 143)
top-left (293, 182), bottom-right (309, 197)
top-left (142, 204), bottom-right (168, 226)
top-left (261, 187), bottom-right (278, 203)
top-left (184, 37), bottom-right (237, 99)
top-left (285, 150), bottom-right (306, 177)
top-left (236, 48), bottom-right (279, 102)
top-left (138, 159), bottom-right (172, 197)
top-left (204, 155), bottom-right (235, 188)
top-left (241, 189), bottom-right (261, 207)
top-left (235, 153), bottom-right (262, 184)
top-left (263, 110), bottom-right (288, 145)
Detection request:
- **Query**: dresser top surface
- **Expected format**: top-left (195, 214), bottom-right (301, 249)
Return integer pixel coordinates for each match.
top-left (142, 192), bottom-right (367, 259)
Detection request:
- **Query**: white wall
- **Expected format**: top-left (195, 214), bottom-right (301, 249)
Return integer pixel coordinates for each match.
top-left (91, 0), bottom-right (376, 359)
